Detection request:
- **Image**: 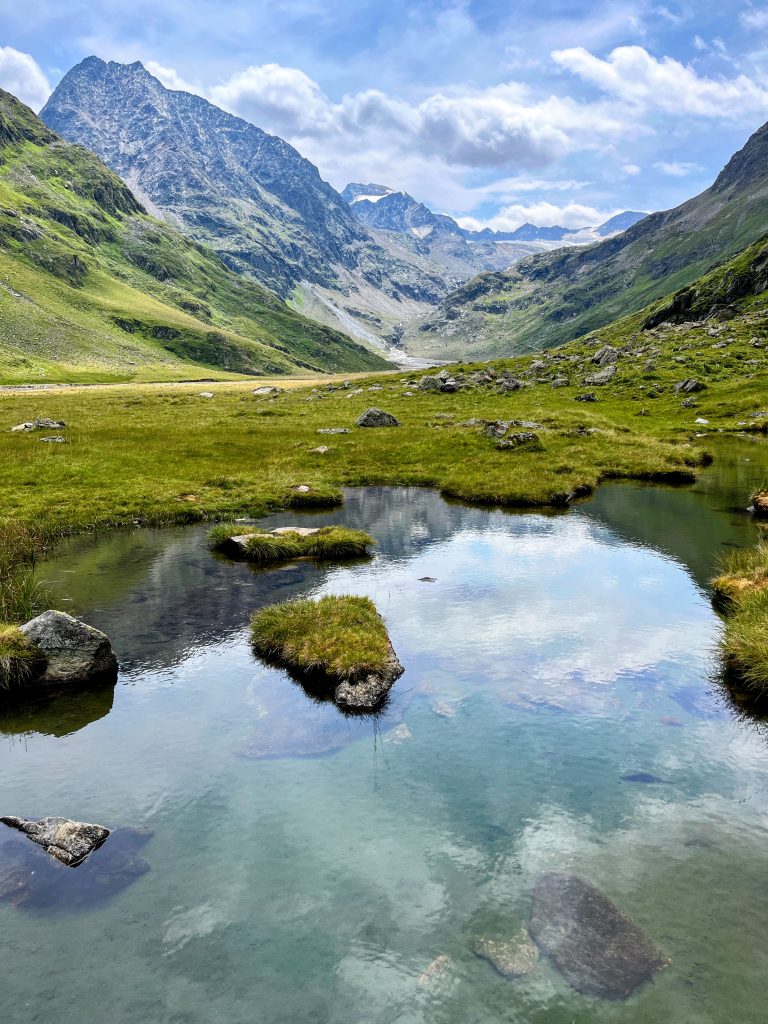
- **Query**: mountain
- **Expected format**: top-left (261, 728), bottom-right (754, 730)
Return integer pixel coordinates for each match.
top-left (403, 121), bottom-right (768, 361)
top-left (0, 88), bottom-right (389, 383)
top-left (40, 58), bottom-right (451, 353)
top-left (595, 211), bottom-right (646, 237)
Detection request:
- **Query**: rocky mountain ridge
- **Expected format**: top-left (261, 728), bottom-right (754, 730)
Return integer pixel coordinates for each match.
top-left (40, 58), bottom-right (451, 354)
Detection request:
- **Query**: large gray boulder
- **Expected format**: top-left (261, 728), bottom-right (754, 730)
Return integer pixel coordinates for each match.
top-left (529, 873), bottom-right (669, 999)
top-left (0, 815), bottom-right (110, 866)
top-left (356, 408), bottom-right (401, 428)
top-left (19, 610), bottom-right (118, 685)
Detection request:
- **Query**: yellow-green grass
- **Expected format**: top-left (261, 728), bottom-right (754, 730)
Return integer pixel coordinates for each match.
top-left (713, 545), bottom-right (768, 693)
top-left (251, 595), bottom-right (391, 680)
top-left (0, 625), bottom-right (44, 690)
top-left (209, 525), bottom-right (374, 563)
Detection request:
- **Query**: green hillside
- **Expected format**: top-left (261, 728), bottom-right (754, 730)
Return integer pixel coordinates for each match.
top-left (0, 89), bottom-right (389, 383)
top-left (406, 119), bottom-right (768, 361)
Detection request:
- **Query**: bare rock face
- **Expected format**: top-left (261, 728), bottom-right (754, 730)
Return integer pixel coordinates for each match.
top-left (19, 610), bottom-right (118, 685)
top-left (0, 815), bottom-right (110, 866)
top-left (356, 407), bottom-right (401, 428)
top-left (529, 873), bottom-right (669, 1000)
top-left (334, 647), bottom-right (404, 711)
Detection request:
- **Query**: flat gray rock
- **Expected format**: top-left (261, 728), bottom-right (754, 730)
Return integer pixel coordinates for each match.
top-left (473, 931), bottom-right (539, 979)
top-left (0, 815), bottom-right (110, 866)
top-left (20, 610), bottom-right (118, 685)
top-left (584, 365), bottom-right (617, 386)
top-left (530, 873), bottom-right (669, 999)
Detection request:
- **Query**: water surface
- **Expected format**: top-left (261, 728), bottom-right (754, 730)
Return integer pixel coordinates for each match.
top-left (3, 437), bottom-right (768, 1023)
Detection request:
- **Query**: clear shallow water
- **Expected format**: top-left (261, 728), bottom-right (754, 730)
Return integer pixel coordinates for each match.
top-left (4, 438), bottom-right (768, 1022)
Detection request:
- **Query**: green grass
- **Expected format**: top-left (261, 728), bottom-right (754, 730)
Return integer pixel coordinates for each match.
top-left (208, 524), bottom-right (375, 563)
top-left (713, 545), bottom-right (768, 693)
top-left (0, 625), bottom-right (45, 690)
top-left (251, 595), bottom-right (392, 680)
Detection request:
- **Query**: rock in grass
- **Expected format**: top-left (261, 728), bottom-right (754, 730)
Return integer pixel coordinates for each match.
top-left (674, 378), bottom-right (705, 394)
top-left (575, 392), bottom-right (597, 402)
top-left (251, 595), bottom-right (403, 711)
top-left (529, 873), bottom-right (669, 999)
top-left (497, 432), bottom-right (542, 451)
top-left (584, 365), bottom-right (617, 386)
top-left (10, 418), bottom-right (65, 432)
top-left (252, 386), bottom-right (281, 395)
top-left (0, 815), bottom-right (110, 866)
top-left (473, 931), bottom-right (539, 979)
top-left (356, 407), bottom-right (401, 428)
top-left (19, 610), bottom-right (118, 686)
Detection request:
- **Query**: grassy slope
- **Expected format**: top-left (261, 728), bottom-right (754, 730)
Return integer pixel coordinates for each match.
top-left (407, 121), bottom-right (768, 361)
top-left (0, 90), bottom-right (389, 383)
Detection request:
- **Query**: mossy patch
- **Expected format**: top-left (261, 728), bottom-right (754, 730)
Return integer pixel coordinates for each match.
top-left (251, 595), bottom-right (392, 680)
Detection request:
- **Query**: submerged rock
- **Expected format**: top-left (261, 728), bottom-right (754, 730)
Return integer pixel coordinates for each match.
top-left (418, 953), bottom-right (452, 985)
top-left (529, 873), bottom-right (669, 999)
top-left (473, 931), bottom-right (539, 979)
top-left (19, 610), bottom-right (118, 686)
top-left (0, 826), bottom-right (151, 909)
top-left (0, 815), bottom-right (109, 866)
top-left (356, 407), bottom-right (401, 428)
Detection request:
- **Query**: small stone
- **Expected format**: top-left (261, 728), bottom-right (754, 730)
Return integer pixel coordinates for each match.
top-left (317, 428), bottom-right (350, 434)
top-left (39, 436), bottom-right (65, 443)
top-left (252, 386), bottom-right (281, 395)
top-left (418, 953), bottom-right (452, 985)
top-left (198, 391), bottom-right (214, 398)
top-left (694, 417), bottom-right (709, 425)
top-left (356, 408), bottom-right (401, 428)
top-left (551, 377), bottom-right (570, 388)
top-left (574, 392), bottom-right (597, 402)
top-left (309, 446), bottom-right (330, 454)
top-left (293, 485), bottom-right (311, 493)
top-left (497, 432), bottom-right (542, 451)
top-left (674, 379), bottom-right (705, 394)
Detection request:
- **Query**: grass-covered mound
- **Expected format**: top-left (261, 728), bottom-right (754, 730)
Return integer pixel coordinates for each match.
top-left (0, 626), bottom-right (45, 690)
top-left (251, 595), bottom-right (393, 682)
top-left (713, 545), bottom-right (768, 693)
top-left (208, 525), bottom-right (375, 563)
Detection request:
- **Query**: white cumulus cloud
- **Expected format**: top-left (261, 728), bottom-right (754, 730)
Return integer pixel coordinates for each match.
top-left (0, 46), bottom-right (51, 111)
top-left (553, 44), bottom-right (768, 118)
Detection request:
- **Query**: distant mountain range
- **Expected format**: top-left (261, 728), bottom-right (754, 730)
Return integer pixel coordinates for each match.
top-left (0, 89), bottom-right (387, 382)
top-left (342, 182), bottom-right (646, 245)
top-left (404, 118), bottom-right (768, 360)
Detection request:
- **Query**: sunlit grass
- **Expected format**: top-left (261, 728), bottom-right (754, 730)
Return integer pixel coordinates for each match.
top-left (251, 595), bottom-right (392, 679)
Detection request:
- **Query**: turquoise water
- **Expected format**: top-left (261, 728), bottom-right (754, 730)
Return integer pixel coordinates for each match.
top-left (3, 439), bottom-right (768, 1022)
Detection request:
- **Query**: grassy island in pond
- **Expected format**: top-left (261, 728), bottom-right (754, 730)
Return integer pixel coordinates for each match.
top-left (713, 545), bottom-right (768, 692)
top-left (251, 595), bottom-right (403, 710)
top-left (209, 525), bottom-right (375, 563)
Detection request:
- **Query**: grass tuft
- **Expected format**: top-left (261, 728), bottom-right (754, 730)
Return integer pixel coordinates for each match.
top-left (251, 595), bottom-right (392, 680)
top-left (0, 626), bottom-right (45, 690)
top-left (208, 523), bottom-right (375, 563)
top-left (713, 544), bottom-right (768, 693)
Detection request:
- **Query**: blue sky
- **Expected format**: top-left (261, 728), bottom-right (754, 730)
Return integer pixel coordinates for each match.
top-left (2, 0), bottom-right (768, 228)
